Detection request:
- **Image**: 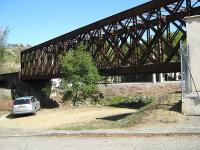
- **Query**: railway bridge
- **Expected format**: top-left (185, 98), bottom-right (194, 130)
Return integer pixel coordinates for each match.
top-left (0, 0), bottom-right (200, 102)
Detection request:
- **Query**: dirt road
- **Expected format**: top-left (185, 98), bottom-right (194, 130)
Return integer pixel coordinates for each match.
top-left (0, 106), bottom-right (136, 129)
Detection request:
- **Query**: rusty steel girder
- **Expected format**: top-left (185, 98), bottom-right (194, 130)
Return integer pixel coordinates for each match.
top-left (21, 0), bottom-right (200, 80)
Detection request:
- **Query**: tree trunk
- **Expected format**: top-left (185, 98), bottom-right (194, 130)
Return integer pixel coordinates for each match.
top-left (73, 93), bottom-right (78, 106)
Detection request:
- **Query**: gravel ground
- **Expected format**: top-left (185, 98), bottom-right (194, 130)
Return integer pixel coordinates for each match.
top-left (1, 115), bottom-right (200, 137)
top-left (0, 136), bottom-right (200, 150)
top-left (129, 115), bottom-right (200, 134)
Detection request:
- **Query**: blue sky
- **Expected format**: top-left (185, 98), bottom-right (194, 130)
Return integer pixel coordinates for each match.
top-left (1, 0), bottom-right (149, 46)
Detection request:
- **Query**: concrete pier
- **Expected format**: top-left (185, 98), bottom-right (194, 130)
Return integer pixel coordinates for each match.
top-left (182, 15), bottom-right (200, 115)
top-left (152, 74), bottom-right (156, 83)
top-left (159, 73), bottom-right (164, 83)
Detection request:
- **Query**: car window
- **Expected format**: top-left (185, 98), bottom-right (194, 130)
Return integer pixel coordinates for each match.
top-left (14, 99), bottom-right (30, 105)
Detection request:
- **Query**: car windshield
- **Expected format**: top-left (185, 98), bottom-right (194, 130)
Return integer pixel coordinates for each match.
top-left (14, 99), bottom-right (30, 105)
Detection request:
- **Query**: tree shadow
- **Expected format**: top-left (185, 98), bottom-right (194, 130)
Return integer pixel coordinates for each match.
top-left (96, 113), bottom-right (133, 121)
top-left (108, 101), bottom-right (148, 109)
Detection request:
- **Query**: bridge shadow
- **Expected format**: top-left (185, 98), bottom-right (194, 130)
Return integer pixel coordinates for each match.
top-left (40, 99), bottom-right (59, 109)
top-left (96, 113), bottom-right (133, 121)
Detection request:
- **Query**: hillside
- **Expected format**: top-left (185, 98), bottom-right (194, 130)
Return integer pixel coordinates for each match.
top-left (0, 44), bottom-right (31, 74)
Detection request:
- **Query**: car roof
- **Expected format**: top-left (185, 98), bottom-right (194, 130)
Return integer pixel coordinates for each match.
top-left (15, 96), bottom-right (34, 100)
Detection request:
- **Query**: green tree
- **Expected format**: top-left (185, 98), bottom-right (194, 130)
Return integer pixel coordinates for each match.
top-left (0, 27), bottom-right (9, 63)
top-left (59, 44), bottom-right (101, 105)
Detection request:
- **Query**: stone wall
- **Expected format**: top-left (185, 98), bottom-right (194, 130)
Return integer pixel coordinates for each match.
top-left (0, 88), bottom-right (12, 100)
top-left (0, 100), bottom-right (12, 111)
top-left (98, 81), bottom-right (181, 98)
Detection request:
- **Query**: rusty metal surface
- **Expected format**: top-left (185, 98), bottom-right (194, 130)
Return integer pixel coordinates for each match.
top-left (99, 62), bottom-right (181, 76)
top-left (21, 0), bottom-right (200, 80)
top-left (0, 72), bottom-right (20, 83)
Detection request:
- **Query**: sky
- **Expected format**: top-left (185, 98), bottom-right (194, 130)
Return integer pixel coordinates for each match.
top-left (1, 0), bottom-right (149, 46)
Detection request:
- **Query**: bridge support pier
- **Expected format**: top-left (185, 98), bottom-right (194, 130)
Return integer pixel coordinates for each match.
top-left (182, 15), bottom-right (200, 115)
top-left (152, 74), bottom-right (156, 83)
top-left (159, 73), bottom-right (164, 83)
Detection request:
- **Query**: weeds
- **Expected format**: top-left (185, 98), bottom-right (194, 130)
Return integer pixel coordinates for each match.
top-left (97, 96), bottom-right (155, 107)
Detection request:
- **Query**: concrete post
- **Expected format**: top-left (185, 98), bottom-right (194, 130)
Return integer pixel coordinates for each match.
top-left (152, 73), bottom-right (156, 83)
top-left (118, 76), bottom-right (122, 82)
top-left (159, 73), bottom-right (164, 83)
top-left (175, 73), bottom-right (179, 81)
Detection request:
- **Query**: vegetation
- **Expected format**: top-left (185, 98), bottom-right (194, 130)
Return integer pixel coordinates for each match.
top-left (0, 27), bottom-right (9, 63)
top-left (0, 44), bottom-right (30, 74)
top-left (59, 44), bottom-right (101, 105)
top-left (0, 28), bottom-right (31, 74)
top-left (97, 96), bottom-right (154, 106)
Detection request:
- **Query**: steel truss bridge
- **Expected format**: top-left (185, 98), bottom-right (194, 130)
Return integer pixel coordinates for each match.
top-left (20, 0), bottom-right (200, 80)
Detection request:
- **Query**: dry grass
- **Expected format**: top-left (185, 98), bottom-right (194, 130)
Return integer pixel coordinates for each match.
top-left (140, 93), bottom-right (185, 124)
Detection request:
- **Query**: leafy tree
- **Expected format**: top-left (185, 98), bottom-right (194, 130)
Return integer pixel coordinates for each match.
top-left (0, 27), bottom-right (9, 63)
top-left (59, 44), bottom-right (101, 105)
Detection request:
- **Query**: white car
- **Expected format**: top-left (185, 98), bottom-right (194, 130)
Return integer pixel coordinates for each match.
top-left (12, 96), bottom-right (40, 116)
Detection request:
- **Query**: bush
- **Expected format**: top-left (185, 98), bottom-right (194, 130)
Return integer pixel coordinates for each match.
top-left (97, 96), bottom-right (155, 108)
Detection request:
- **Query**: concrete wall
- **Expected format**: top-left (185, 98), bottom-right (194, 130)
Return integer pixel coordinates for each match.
top-left (186, 15), bottom-right (200, 91)
top-left (182, 15), bottom-right (200, 115)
